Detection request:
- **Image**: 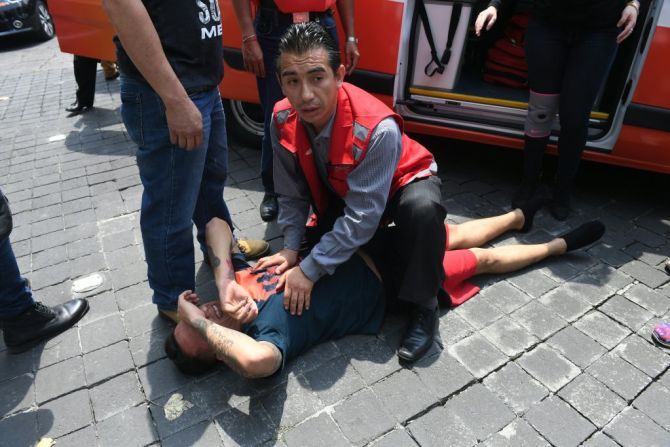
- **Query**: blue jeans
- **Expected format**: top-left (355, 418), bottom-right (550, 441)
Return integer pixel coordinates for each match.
top-left (255, 10), bottom-right (339, 193)
top-left (524, 17), bottom-right (618, 193)
top-left (0, 237), bottom-right (34, 319)
top-left (120, 78), bottom-right (232, 309)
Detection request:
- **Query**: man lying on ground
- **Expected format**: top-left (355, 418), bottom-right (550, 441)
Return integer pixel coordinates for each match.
top-left (166, 210), bottom-right (605, 378)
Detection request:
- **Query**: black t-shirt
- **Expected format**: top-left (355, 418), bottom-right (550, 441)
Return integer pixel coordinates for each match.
top-left (243, 255), bottom-right (386, 369)
top-left (114, 0), bottom-right (224, 93)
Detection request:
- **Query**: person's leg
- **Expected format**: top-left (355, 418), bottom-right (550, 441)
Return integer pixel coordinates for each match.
top-left (470, 220), bottom-right (605, 275)
top-left (72, 55), bottom-right (98, 108)
top-left (0, 237), bottom-right (34, 319)
top-left (447, 210), bottom-right (523, 250)
top-left (101, 60), bottom-right (119, 81)
top-left (121, 79), bottom-right (212, 312)
top-left (255, 12), bottom-right (286, 220)
top-left (193, 90), bottom-right (233, 251)
top-left (385, 176), bottom-right (446, 362)
top-left (513, 19), bottom-right (569, 207)
top-left (551, 27), bottom-right (618, 219)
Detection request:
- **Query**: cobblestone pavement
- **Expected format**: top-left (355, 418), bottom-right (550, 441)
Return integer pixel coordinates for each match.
top-left (1, 36), bottom-right (670, 447)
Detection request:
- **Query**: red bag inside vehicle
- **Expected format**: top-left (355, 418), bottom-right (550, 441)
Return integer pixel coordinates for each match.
top-left (483, 14), bottom-right (529, 88)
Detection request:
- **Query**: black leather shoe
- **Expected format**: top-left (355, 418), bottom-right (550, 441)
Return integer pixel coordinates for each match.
top-left (398, 304), bottom-right (438, 362)
top-left (260, 193), bottom-right (278, 222)
top-left (65, 101), bottom-right (93, 116)
top-left (1, 299), bottom-right (89, 354)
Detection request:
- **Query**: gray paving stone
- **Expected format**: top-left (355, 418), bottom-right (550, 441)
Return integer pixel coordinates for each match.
top-left (483, 362), bottom-right (548, 414)
top-left (138, 357), bottom-right (192, 400)
top-left (35, 327), bottom-right (82, 369)
top-left (215, 398), bottom-right (277, 447)
top-left (455, 297), bottom-right (504, 330)
top-left (110, 263), bottom-right (148, 291)
top-left (438, 311), bottom-right (475, 345)
top-left (517, 344), bottom-right (580, 393)
top-left (129, 325), bottom-right (171, 368)
top-left (37, 389), bottom-right (93, 439)
top-left (588, 242), bottom-right (634, 268)
top-left (446, 383), bottom-right (516, 442)
top-left (480, 316), bottom-right (538, 357)
top-left (369, 429), bottom-right (418, 447)
top-left (35, 355), bottom-right (85, 403)
top-left (414, 351), bottom-right (474, 400)
top-left (336, 335), bottom-right (401, 385)
top-left (149, 386), bottom-right (209, 439)
top-left (115, 281), bottom-right (152, 311)
top-left (546, 326), bottom-right (607, 369)
top-left (55, 425), bottom-right (97, 447)
top-left (511, 301), bottom-right (566, 340)
top-left (162, 420), bottom-right (224, 447)
top-left (79, 292), bottom-right (119, 327)
top-left (123, 302), bottom-right (172, 338)
top-left (83, 340), bottom-right (134, 385)
top-left (524, 396), bottom-right (596, 447)
top-left (303, 355), bottom-right (366, 406)
top-left (79, 313), bottom-right (126, 354)
top-left (283, 413), bottom-right (350, 447)
top-left (189, 369), bottom-right (255, 417)
top-left (600, 294), bottom-right (654, 331)
top-left (408, 404), bottom-right (477, 447)
top-left (0, 411), bottom-right (39, 447)
top-left (482, 419), bottom-right (550, 447)
top-left (90, 371), bottom-right (144, 422)
top-left (0, 373), bottom-right (35, 417)
top-left (32, 245), bottom-right (68, 270)
top-left (0, 348), bottom-right (35, 382)
top-left (559, 279), bottom-right (615, 307)
top-left (633, 382), bottom-right (670, 431)
top-left (480, 280), bottom-right (533, 315)
top-left (624, 283), bottom-right (670, 316)
top-left (97, 403), bottom-right (157, 447)
top-left (448, 333), bottom-right (507, 378)
top-left (558, 374), bottom-right (627, 428)
top-left (614, 335), bottom-right (670, 378)
top-left (587, 354), bottom-right (651, 401)
top-left (624, 257), bottom-right (670, 288)
top-left (581, 432), bottom-right (621, 447)
top-left (259, 374), bottom-right (321, 430)
top-left (372, 369), bottom-right (436, 423)
top-left (507, 270), bottom-right (559, 299)
top-left (538, 285), bottom-right (593, 322)
top-left (605, 407), bottom-right (670, 447)
top-left (574, 311), bottom-right (631, 350)
top-left (332, 389), bottom-right (395, 446)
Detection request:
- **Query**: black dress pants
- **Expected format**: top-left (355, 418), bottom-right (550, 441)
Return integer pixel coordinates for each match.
top-left (306, 176), bottom-right (447, 309)
top-left (73, 56), bottom-right (98, 108)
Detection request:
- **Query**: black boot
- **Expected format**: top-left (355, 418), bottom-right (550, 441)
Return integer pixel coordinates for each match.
top-left (518, 195), bottom-right (548, 233)
top-left (397, 304), bottom-right (438, 362)
top-left (65, 100), bottom-right (93, 116)
top-left (259, 193), bottom-right (278, 222)
top-left (1, 299), bottom-right (89, 353)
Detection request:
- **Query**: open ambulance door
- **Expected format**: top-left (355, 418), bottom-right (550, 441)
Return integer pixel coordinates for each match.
top-left (393, 0), bottom-right (664, 154)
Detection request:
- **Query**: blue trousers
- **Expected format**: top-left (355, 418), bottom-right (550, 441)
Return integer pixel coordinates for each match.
top-left (0, 237), bottom-right (34, 319)
top-left (120, 78), bottom-right (232, 309)
top-left (255, 9), bottom-right (339, 193)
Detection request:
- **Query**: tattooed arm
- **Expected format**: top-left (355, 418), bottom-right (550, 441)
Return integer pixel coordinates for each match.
top-left (191, 317), bottom-right (282, 378)
top-left (205, 218), bottom-right (259, 323)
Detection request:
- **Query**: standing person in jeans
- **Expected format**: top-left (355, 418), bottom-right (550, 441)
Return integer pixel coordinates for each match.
top-left (476, 0), bottom-right (640, 219)
top-left (102, 0), bottom-right (269, 322)
top-left (0, 190), bottom-right (88, 353)
top-left (232, 0), bottom-right (359, 222)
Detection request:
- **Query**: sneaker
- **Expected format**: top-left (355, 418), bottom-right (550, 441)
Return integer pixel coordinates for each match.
top-left (238, 239), bottom-right (270, 260)
top-left (2, 299), bottom-right (89, 354)
top-left (652, 322), bottom-right (670, 348)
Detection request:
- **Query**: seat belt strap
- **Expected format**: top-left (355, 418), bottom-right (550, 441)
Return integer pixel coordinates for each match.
top-left (416, 0), bottom-right (445, 77)
top-left (441, 3), bottom-right (462, 66)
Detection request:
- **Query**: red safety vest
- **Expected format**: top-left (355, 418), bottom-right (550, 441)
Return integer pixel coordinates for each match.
top-left (273, 82), bottom-right (435, 216)
top-left (251, 0), bottom-right (335, 13)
